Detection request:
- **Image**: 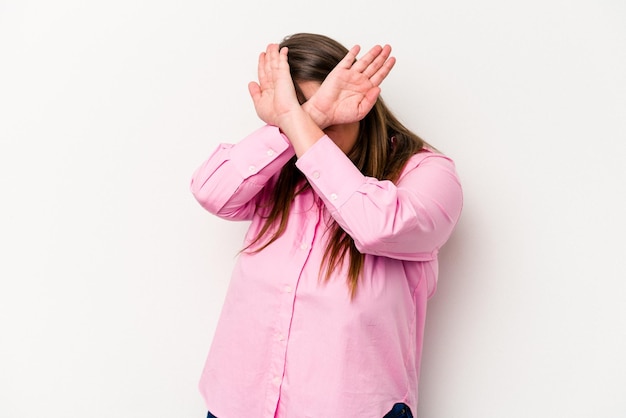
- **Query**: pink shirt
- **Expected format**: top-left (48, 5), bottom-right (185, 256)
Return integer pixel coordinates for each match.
top-left (190, 125), bottom-right (463, 418)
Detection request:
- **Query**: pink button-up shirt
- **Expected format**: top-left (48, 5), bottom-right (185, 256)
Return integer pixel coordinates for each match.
top-left (191, 125), bottom-right (463, 418)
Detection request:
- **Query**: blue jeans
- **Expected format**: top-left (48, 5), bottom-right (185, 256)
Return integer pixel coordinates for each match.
top-left (207, 402), bottom-right (413, 418)
top-left (384, 403), bottom-right (414, 418)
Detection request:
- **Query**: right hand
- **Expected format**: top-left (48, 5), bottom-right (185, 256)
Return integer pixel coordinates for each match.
top-left (303, 44), bottom-right (396, 129)
top-left (248, 44), bottom-right (302, 128)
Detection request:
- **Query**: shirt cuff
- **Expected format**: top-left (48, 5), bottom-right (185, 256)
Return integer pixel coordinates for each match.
top-left (295, 135), bottom-right (366, 210)
top-left (229, 125), bottom-right (295, 180)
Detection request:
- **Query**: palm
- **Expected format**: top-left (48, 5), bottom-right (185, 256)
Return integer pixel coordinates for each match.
top-left (306, 44), bottom-right (396, 128)
top-left (248, 44), bottom-right (301, 126)
top-left (314, 67), bottom-right (379, 124)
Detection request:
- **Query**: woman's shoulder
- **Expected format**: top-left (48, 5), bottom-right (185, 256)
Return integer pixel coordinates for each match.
top-left (409, 146), bottom-right (456, 166)
top-left (397, 147), bottom-right (459, 182)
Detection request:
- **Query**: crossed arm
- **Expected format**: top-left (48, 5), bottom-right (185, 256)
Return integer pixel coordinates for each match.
top-left (246, 43), bottom-right (396, 157)
top-left (191, 43), bottom-right (463, 258)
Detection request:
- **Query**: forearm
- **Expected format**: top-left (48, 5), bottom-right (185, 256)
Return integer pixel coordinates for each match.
top-left (277, 108), bottom-right (326, 158)
top-left (295, 136), bottom-right (464, 260)
top-left (190, 125), bottom-right (295, 219)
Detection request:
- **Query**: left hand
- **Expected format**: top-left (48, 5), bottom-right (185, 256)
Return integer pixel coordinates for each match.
top-left (303, 44), bottom-right (396, 129)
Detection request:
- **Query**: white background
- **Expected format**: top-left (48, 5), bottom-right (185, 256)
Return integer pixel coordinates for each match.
top-left (1, 0), bottom-right (625, 417)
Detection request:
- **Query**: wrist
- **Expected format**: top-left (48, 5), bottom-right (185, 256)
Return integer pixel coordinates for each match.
top-left (275, 108), bottom-right (309, 132)
top-left (276, 107), bottom-right (316, 133)
top-left (302, 101), bottom-right (330, 130)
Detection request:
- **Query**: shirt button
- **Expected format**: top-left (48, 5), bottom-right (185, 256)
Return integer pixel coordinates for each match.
top-left (330, 193), bottom-right (338, 201)
top-left (312, 171), bottom-right (320, 179)
top-left (284, 285), bottom-right (292, 293)
top-left (300, 243), bottom-right (309, 250)
top-left (248, 165), bottom-right (256, 173)
top-left (272, 376), bottom-right (281, 385)
top-left (267, 149), bottom-right (275, 156)
top-left (277, 334), bottom-right (285, 342)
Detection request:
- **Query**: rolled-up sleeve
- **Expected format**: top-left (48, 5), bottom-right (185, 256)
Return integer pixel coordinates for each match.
top-left (190, 125), bottom-right (295, 220)
top-left (295, 136), bottom-right (463, 261)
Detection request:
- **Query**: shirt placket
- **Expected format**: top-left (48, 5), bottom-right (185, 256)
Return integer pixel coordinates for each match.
top-left (263, 197), bottom-right (320, 418)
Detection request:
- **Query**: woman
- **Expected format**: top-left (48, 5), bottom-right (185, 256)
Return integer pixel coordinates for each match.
top-left (190, 33), bottom-right (463, 418)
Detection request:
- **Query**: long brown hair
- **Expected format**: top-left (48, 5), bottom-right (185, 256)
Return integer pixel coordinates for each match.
top-left (246, 33), bottom-right (427, 297)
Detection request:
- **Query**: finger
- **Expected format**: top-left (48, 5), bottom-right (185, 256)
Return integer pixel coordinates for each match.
top-left (370, 55), bottom-right (396, 86)
top-left (352, 44), bottom-right (383, 73)
top-left (267, 43), bottom-right (280, 73)
top-left (257, 52), bottom-right (268, 88)
top-left (278, 46), bottom-right (290, 72)
top-left (363, 44), bottom-right (392, 78)
top-left (337, 45), bottom-right (361, 69)
top-left (248, 81), bottom-right (261, 103)
top-left (360, 86), bottom-right (382, 114)
top-left (263, 44), bottom-right (276, 82)
top-left (279, 46), bottom-right (289, 59)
